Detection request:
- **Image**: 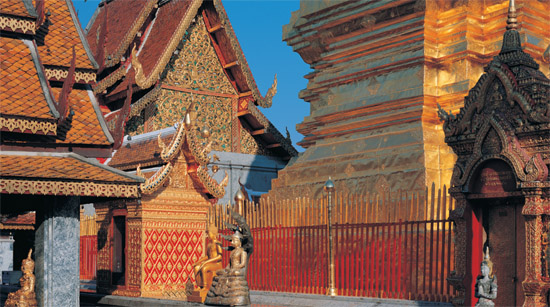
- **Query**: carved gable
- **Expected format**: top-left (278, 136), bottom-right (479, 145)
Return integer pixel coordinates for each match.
top-left (440, 16), bottom-right (550, 189)
top-left (125, 15), bottom-right (273, 155)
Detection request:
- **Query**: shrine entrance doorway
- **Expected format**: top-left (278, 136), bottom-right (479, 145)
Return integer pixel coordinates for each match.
top-left (473, 197), bottom-right (525, 306)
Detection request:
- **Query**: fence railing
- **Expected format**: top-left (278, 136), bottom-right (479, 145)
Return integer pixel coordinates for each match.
top-left (213, 184), bottom-right (456, 302)
top-left (80, 235), bottom-right (97, 280)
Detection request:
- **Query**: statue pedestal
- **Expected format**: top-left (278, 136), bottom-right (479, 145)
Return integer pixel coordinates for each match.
top-left (187, 288), bottom-right (208, 303)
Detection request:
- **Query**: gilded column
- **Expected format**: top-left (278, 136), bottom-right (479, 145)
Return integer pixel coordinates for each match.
top-left (95, 203), bottom-right (112, 293)
top-left (126, 199), bottom-right (142, 296)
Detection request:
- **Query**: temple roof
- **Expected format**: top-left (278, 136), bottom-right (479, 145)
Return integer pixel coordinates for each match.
top-left (108, 127), bottom-right (175, 171)
top-left (0, 0), bottom-right (143, 199)
top-left (85, 0), bottom-right (155, 69)
top-left (0, 212), bottom-right (35, 230)
top-left (0, 36), bottom-right (58, 127)
top-left (0, 152), bottom-right (144, 197)
top-left (36, 0), bottom-right (97, 70)
top-left (0, 0), bottom-right (36, 18)
top-left (87, 0), bottom-right (296, 158)
top-left (86, 0), bottom-right (275, 107)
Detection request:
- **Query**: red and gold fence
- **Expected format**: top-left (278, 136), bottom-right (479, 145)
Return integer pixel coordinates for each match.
top-left (213, 184), bottom-right (456, 302)
top-left (80, 213), bottom-right (98, 281)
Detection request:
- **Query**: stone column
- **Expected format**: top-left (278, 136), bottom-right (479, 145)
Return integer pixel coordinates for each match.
top-left (35, 196), bottom-right (80, 307)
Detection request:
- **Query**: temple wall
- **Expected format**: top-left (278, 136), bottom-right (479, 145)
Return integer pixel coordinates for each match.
top-left (272, 0), bottom-right (550, 199)
top-left (139, 187), bottom-right (210, 299)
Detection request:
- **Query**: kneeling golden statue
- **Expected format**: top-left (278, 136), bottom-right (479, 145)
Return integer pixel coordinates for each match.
top-left (5, 249), bottom-right (37, 307)
top-left (187, 223), bottom-right (223, 303)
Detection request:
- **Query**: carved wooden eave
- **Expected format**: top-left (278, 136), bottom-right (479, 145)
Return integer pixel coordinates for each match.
top-left (0, 152), bottom-right (144, 198)
top-left (238, 100), bottom-right (298, 158)
top-left (136, 119), bottom-right (228, 199)
top-left (206, 0), bottom-right (276, 108)
top-left (0, 13), bottom-right (36, 34)
top-left (92, 64), bottom-right (127, 94)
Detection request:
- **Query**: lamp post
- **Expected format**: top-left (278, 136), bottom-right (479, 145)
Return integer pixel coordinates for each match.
top-left (324, 177), bottom-right (337, 296)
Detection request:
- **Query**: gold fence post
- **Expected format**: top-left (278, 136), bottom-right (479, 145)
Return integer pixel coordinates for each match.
top-left (324, 177), bottom-right (337, 296)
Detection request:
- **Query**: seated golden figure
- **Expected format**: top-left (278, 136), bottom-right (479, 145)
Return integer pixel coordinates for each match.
top-left (188, 223), bottom-right (223, 302)
top-left (5, 249), bottom-right (37, 307)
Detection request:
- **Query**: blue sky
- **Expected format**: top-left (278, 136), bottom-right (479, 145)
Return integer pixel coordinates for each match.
top-left (73, 0), bottom-right (310, 151)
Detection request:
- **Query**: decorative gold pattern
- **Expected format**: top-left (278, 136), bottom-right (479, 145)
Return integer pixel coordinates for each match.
top-left (129, 85), bottom-right (161, 117)
top-left (150, 90), bottom-right (231, 151)
top-left (138, 163), bottom-right (173, 194)
top-left (0, 117), bottom-right (56, 135)
top-left (45, 68), bottom-right (96, 84)
top-left (127, 219), bottom-right (142, 291)
top-left (93, 65), bottom-right (126, 94)
top-left (0, 179), bottom-right (139, 198)
top-left (196, 166), bottom-right (227, 199)
top-left (240, 126), bottom-right (269, 156)
top-left (159, 123), bottom-right (186, 162)
top-left (0, 15), bottom-right (35, 34)
top-left (164, 16), bottom-right (235, 95)
top-left (134, 0), bottom-right (202, 89)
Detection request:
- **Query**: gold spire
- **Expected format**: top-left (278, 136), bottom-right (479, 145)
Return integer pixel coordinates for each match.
top-left (506, 0), bottom-right (518, 31)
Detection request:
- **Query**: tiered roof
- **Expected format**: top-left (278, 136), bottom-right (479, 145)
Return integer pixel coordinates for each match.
top-left (0, 0), bottom-right (143, 198)
top-left (86, 0), bottom-right (296, 159)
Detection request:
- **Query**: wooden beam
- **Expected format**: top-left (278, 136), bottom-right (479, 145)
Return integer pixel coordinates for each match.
top-left (238, 91), bottom-right (252, 98)
top-left (207, 24), bottom-right (223, 33)
top-left (223, 61), bottom-right (238, 69)
top-left (251, 129), bottom-right (265, 136)
top-left (266, 143), bottom-right (281, 149)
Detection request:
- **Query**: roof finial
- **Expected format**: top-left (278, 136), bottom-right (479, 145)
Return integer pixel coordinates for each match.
top-left (506, 0), bottom-right (518, 30)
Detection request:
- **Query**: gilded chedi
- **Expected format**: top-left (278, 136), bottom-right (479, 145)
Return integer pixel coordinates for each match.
top-left (271, 0), bottom-right (550, 200)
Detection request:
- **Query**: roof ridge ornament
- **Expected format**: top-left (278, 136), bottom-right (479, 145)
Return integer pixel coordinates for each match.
top-left (506, 0), bottom-right (517, 30)
top-left (500, 0), bottom-right (521, 54)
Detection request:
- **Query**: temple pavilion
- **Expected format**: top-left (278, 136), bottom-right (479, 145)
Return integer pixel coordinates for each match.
top-left (84, 0), bottom-right (296, 299)
top-left (0, 0), bottom-right (144, 305)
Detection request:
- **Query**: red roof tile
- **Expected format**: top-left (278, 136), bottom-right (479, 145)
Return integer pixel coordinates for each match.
top-left (108, 132), bottom-right (174, 170)
top-left (86, 0), bottom-right (155, 68)
top-left (1, 212), bottom-right (35, 226)
top-left (36, 0), bottom-right (96, 69)
top-left (0, 153), bottom-right (137, 183)
top-left (0, 36), bottom-right (57, 120)
top-left (0, 0), bottom-right (36, 18)
top-left (138, 0), bottom-right (192, 79)
top-left (49, 87), bottom-right (112, 145)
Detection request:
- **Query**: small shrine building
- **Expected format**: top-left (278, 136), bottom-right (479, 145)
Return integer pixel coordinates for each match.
top-left (0, 0), bottom-right (144, 305)
top-left (85, 0), bottom-right (296, 299)
top-left (440, 2), bottom-right (550, 306)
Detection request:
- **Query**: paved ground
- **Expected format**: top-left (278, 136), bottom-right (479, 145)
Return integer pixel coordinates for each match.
top-left (80, 290), bottom-right (452, 307)
top-left (2, 285), bottom-right (453, 307)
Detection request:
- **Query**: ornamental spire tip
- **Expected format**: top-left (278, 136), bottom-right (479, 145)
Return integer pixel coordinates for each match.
top-left (506, 0), bottom-right (518, 30)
